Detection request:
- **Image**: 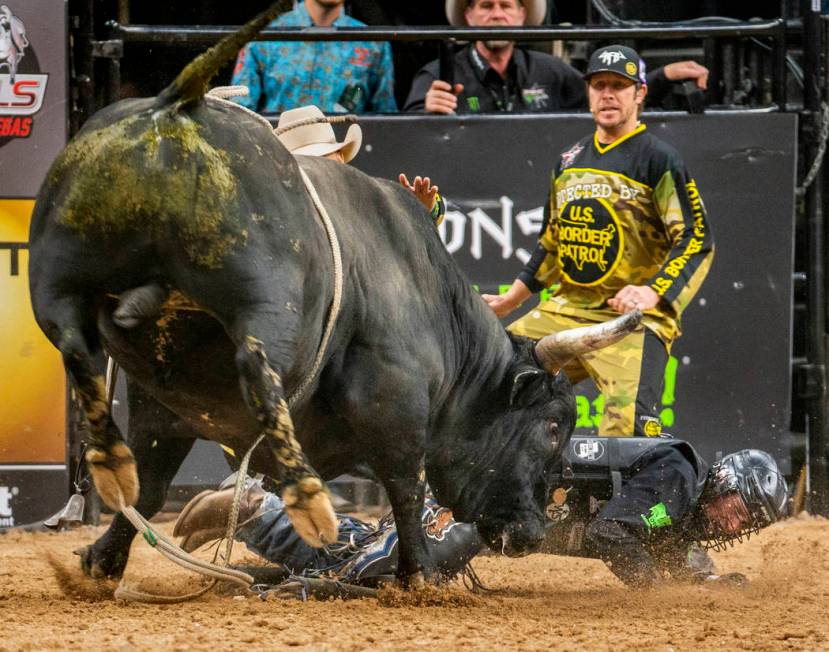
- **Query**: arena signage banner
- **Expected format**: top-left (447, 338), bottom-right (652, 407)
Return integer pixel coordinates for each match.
top-left (0, 1), bottom-right (68, 529)
top-left (353, 112), bottom-right (796, 471)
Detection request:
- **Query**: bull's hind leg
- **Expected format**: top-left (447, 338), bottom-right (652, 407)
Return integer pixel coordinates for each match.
top-left (234, 335), bottom-right (337, 548)
top-left (36, 296), bottom-right (139, 510)
top-left (78, 382), bottom-right (196, 578)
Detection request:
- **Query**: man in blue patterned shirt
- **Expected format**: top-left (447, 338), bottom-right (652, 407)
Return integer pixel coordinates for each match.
top-left (230, 0), bottom-right (397, 114)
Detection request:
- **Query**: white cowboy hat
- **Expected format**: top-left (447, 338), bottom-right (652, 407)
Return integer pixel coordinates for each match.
top-left (275, 105), bottom-right (362, 163)
top-left (445, 0), bottom-right (547, 27)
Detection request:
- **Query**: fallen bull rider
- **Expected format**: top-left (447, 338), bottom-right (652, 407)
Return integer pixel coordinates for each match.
top-left (173, 436), bottom-right (788, 595)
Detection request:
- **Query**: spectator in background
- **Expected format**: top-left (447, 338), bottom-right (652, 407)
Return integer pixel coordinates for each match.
top-left (404, 0), bottom-right (709, 114)
top-left (230, 0), bottom-right (397, 114)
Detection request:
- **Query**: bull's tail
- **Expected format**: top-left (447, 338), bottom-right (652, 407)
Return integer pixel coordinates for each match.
top-left (113, 283), bottom-right (167, 328)
top-left (155, 0), bottom-right (288, 109)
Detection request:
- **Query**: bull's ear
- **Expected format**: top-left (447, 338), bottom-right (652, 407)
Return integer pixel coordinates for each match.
top-left (510, 369), bottom-right (545, 407)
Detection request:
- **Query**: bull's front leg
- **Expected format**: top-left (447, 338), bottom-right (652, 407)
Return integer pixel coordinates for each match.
top-left (332, 347), bottom-right (435, 586)
top-left (377, 459), bottom-right (435, 586)
top-left (234, 335), bottom-right (337, 548)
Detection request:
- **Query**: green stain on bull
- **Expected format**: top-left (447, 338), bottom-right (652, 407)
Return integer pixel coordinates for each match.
top-left (53, 110), bottom-right (242, 269)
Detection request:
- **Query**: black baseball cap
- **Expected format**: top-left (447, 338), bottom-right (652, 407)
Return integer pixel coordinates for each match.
top-left (584, 45), bottom-right (647, 85)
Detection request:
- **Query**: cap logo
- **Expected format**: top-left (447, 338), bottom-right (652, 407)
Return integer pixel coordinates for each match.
top-left (598, 50), bottom-right (626, 65)
top-left (625, 61), bottom-right (637, 76)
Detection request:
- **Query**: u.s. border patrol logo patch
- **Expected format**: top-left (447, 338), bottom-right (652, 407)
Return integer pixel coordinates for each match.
top-left (557, 198), bottom-right (623, 285)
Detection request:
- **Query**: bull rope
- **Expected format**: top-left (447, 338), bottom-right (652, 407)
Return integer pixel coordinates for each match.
top-left (107, 110), bottom-right (346, 602)
top-left (206, 85), bottom-right (358, 136)
top-left (273, 113), bottom-right (358, 137)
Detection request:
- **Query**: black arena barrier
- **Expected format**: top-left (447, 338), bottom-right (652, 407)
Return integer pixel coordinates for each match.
top-left (114, 110), bottom-right (795, 506)
top-left (347, 112), bottom-right (796, 471)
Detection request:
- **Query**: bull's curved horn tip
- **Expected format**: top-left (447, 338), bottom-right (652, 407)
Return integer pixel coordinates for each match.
top-left (624, 309), bottom-right (643, 327)
top-left (605, 310), bottom-right (642, 337)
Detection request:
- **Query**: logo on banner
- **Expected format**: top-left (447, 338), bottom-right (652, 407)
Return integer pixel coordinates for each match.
top-left (0, 485), bottom-right (18, 527)
top-left (573, 439), bottom-right (605, 461)
top-left (0, 5), bottom-right (46, 142)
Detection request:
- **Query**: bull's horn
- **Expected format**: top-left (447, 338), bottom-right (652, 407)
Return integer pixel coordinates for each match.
top-left (534, 310), bottom-right (643, 374)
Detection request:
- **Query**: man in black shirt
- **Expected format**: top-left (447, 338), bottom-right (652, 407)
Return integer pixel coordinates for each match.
top-left (482, 44), bottom-right (714, 437)
top-left (403, 0), bottom-right (709, 114)
top-left (173, 438), bottom-right (788, 589)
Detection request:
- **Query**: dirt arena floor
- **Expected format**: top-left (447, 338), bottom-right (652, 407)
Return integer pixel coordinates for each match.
top-left (1, 512), bottom-right (827, 651)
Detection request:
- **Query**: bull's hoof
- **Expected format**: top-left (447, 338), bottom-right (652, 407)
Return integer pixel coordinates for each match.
top-left (396, 571), bottom-right (427, 590)
top-left (74, 544), bottom-right (128, 580)
top-left (85, 442), bottom-right (140, 510)
top-left (282, 476), bottom-right (338, 548)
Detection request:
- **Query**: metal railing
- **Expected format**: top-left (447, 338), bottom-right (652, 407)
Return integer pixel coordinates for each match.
top-left (111, 21), bottom-right (788, 44)
top-left (80, 20), bottom-right (795, 118)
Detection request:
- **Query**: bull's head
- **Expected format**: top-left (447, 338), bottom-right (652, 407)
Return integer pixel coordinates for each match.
top-left (434, 311), bottom-right (642, 557)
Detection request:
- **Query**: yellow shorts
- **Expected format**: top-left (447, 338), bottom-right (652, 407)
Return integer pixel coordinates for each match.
top-left (508, 308), bottom-right (667, 437)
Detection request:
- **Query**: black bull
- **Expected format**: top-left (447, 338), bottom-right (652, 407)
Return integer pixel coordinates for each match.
top-left (27, 4), bottom-right (640, 584)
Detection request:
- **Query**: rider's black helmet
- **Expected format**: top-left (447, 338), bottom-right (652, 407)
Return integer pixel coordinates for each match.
top-left (698, 449), bottom-right (788, 551)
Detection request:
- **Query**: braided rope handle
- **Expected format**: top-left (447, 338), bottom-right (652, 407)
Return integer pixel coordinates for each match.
top-left (206, 85), bottom-right (250, 100)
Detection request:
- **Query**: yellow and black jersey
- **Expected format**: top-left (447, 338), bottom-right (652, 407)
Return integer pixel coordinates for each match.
top-left (518, 123), bottom-right (714, 344)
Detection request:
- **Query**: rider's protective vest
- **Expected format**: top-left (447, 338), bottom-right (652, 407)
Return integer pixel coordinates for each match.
top-left (541, 436), bottom-right (708, 556)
